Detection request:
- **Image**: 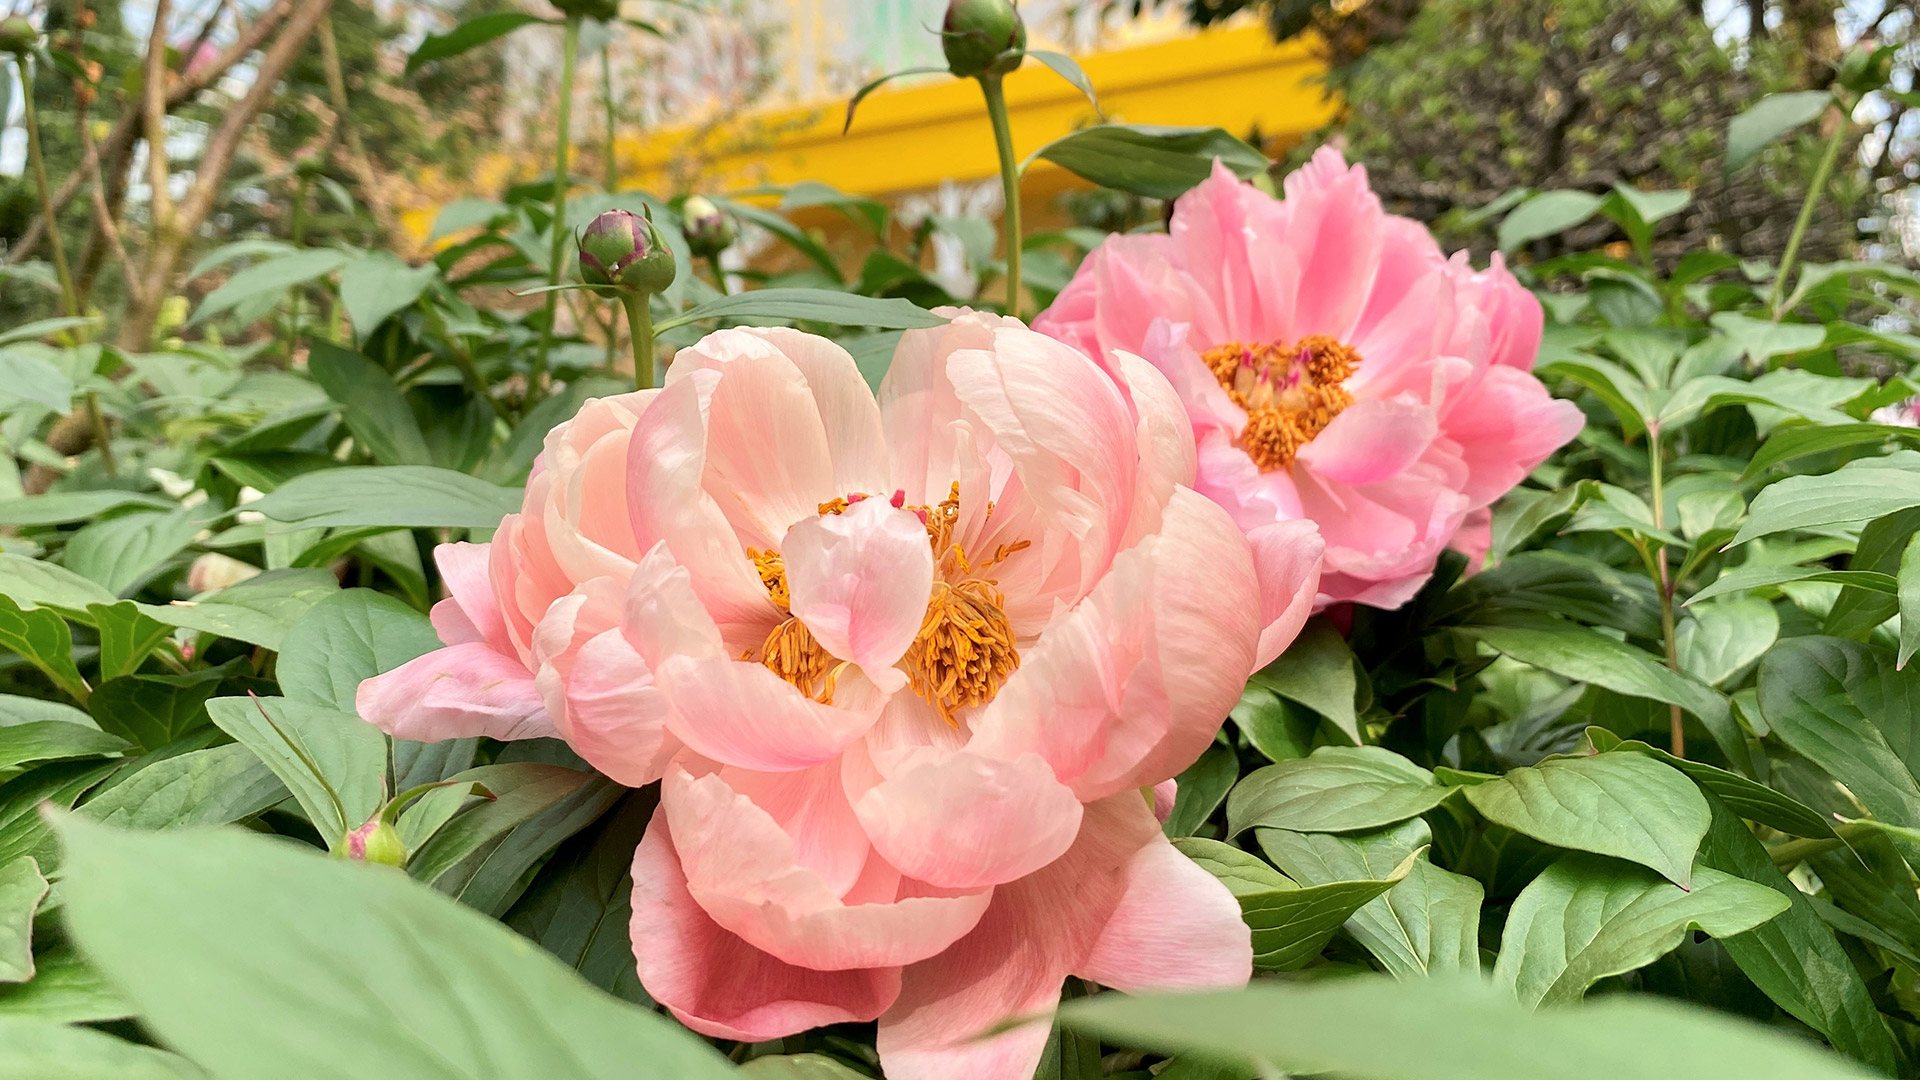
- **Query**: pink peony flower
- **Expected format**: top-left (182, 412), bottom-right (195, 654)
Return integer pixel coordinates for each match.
top-left (357, 312), bottom-right (1323, 1080)
top-left (1033, 150), bottom-right (1584, 608)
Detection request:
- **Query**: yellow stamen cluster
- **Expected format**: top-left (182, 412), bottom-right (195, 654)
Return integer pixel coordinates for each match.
top-left (1202, 335), bottom-right (1360, 471)
top-left (745, 481), bottom-right (1027, 723)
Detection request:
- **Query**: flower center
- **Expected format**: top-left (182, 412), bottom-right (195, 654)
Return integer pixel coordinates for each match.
top-left (746, 483), bottom-right (1024, 723)
top-left (1202, 336), bottom-right (1360, 472)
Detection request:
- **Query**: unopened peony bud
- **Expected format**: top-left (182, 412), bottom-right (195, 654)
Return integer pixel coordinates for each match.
top-left (335, 816), bottom-right (407, 866)
top-left (679, 195), bottom-right (737, 258)
top-left (578, 208), bottom-right (676, 294)
top-left (0, 16), bottom-right (39, 55)
top-left (942, 0), bottom-right (1025, 79)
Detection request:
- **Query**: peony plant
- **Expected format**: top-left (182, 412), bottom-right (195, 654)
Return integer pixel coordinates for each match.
top-left (357, 311), bottom-right (1322, 1079)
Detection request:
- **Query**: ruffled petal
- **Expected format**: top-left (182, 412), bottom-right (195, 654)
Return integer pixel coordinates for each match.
top-left (430, 542), bottom-right (503, 649)
top-left (656, 655), bottom-right (883, 772)
top-left (853, 751), bottom-right (1082, 890)
top-left (1295, 394), bottom-right (1437, 487)
top-left (1078, 832), bottom-right (1252, 991)
top-left (559, 629), bottom-right (676, 786)
top-left (629, 811), bottom-right (901, 1040)
top-left (1248, 518), bottom-right (1324, 667)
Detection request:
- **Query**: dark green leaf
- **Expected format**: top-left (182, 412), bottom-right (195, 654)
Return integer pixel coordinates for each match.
top-left (1227, 747), bottom-right (1450, 835)
top-left (305, 343), bottom-right (434, 467)
top-left (504, 791), bottom-right (654, 1004)
top-left (87, 603), bottom-right (173, 681)
top-left (87, 665), bottom-right (233, 750)
top-left (1249, 621), bottom-right (1360, 744)
top-left (0, 723), bottom-right (126, 773)
top-left (406, 762), bottom-right (595, 887)
top-left (654, 288), bottom-right (948, 334)
top-left (406, 12), bottom-right (549, 75)
top-left (1163, 743), bottom-right (1236, 839)
top-left (1757, 637), bottom-right (1920, 829)
top-left (1742, 424), bottom-right (1920, 479)
top-left (1731, 452), bottom-right (1920, 547)
top-left (0, 595), bottom-right (86, 702)
top-left (1027, 124), bottom-right (1267, 200)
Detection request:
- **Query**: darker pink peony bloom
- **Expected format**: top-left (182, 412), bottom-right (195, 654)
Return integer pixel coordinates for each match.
top-left (358, 312), bottom-right (1323, 1080)
top-left (1034, 150), bottom-right (1583, 608)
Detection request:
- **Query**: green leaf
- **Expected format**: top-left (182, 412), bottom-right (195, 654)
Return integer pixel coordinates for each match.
top-left (1899, 532), bottom-right (1920, 669)
top-left (446, 771), bottom-right (623, 916)
top-left (0, 696), bottom-right (93, 729)
top-left (1257, 820), bottom-right (1483, 979)
top-left (0, 491), bottom-right (172, 528)
top-left (1229, 684), bottom-right (1320, 763)
top-left (0, 553), bottom-right (116, 616)
top-left (305, 343), bottom-right (434, 467)
top-left (1059, 975), bottom-right (1878, 1080)
top-left (189, 250), bottom-right (350, 326)
top-left (138, 567), bottom-right (340, 650)
top-left (1026, 124), bottom-right (1267, 200)
top-left (1498, 190), bottom-right (1604, 251)
top-left (1743, 423), bottom-right (1920, 479)
top-left (1029, 49), bottom-right (1101, 113)
top-left (740, 1055), bottom-right (875, 1080)
top-left (1494, 853), bottom-right (1788, 1008)
top-left (55, 818), bottom-right (736, 1080)
top-left (406, 11), bottom-right (548, 74)
top-left (204, 696), bottom-right (386, 845)
top-left (79, 743), bottom-right (288, 830)
top-left (1177, 837), bottom-right (1418, 971)
top-left (0, 857), bottom-right (48, 983)
top-left (0, 595), bottom-right (87, 702)
top-left (841, 65), bottom-right (947, 132)
top-left (1585, 730), bottom-right (1833, 839)
top-left (1687, 565), bottom-right (1895, 606)
top-left (337, 254), bottom-right (438, 341)
top-left (0, 946), bottom-right (132, 1024)
top-left (87, 665), bottom-right (235, 750)
top-left (62, 509), bottom-right (202, 597)
top-left (1458, 625), bottom-right (1737, 767)
top-left (276, 589), bottom-right (443, 714)
top-left (1675, 596), bottom-right (1777, 688)
top-left (1705, 313), bottom-right (1828, 369)
top-left (0, 348), bottom-right (74, 412)
top-left (1226, 747), bottom-right (1450, 835)
top-left (503, 791), bottom-right (654, 1004)
top-left (0, 1015), bottom-right (205, 1079)
top-left (1696, 793), bottom-right (1901, 1075)
top-left (1537, 354), bottom-right (1652, 436)
top-left (1462, 753), bottom-right (1710, 887)
top-left (405, 762), bottom-right (595, 887)
top-left (88, 602), bottom-right (173, 681)
top-left (653, 288), bottom-right (948, 334)
top-left (1757, 637), bottom-right (1920, 829)
top-left (248, 466), bottom-right (522, 530)
top-left (0, 761), bottom-right (117, 870)
top-left (1731, 452), bottom-right (1920, 547)
top-left (1163, 743), bottom-right (1236, 839)
top-left (1727, 90), bottom-right (1832, 171)
top-left (1248, 621), bottom-right (1360, 744)
top-left (1827, 508), bottom-right (1920, 639)
top-left (1437, 549), bottom-right (1660, 639)
top-left (0, 722), bottom-right (126, 773)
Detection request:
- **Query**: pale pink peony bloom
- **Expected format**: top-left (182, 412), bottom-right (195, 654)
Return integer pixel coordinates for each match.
top-left (357, 312), bottom-right (1323, 1080)
top-left (1033, 150), bottom-right (1584, 608)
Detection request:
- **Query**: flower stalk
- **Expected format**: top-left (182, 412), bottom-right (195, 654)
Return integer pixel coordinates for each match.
top-left (14, 52), bottom-right (78, 318)
top-left (532, 15), bottom-right (583, 402)
top-left (1768, 98), bottom-right (1850, 320)
top-left (979, 74), bottom-right (1022, 318)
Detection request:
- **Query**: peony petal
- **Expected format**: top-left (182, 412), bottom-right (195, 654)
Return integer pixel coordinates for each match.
top-left (629, 811), bottom-right (901, 1041)
top-left (1295, 395), bottom-right (1437, 487)
top-left (559, 629), bottom-right (676, 786)
top-left (355, 642), bottom-right (551, 742)
top-left (663, 764), bottom-right (992, 970)
top-left (782, 497), bottom-right (934, 693)
top-left (656, 654), bottom-right (882, 772)
top-left (431, 542), bottom-right (504, 649)
top-left (1248, 518), bottom-right (1324, 667)
top-left (1077, 832), bottom-right (1252, 991)
top-left (853, 751), bottom-right (1083, 890)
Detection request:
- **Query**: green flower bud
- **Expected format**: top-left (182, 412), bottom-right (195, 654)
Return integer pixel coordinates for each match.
top-left (1838, 42), bottom-right (1895, 95)
top-left (942, 0), bottom-right (1025, 79)
top-left (0, 16), bottom-right (40, 56)
top-left (679, 195), bottom-right (737, 258)
top-left (335, 817), bottom-right (406, 867)
top-left (548, 0), bottom-right (619, 22)
top-left (578, 208), bottom-right (677, 294)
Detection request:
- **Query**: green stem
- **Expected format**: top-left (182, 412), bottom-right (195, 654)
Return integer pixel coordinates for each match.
top-left (709, 253), bottom-right (730, 295)
top-left (978, 73), bottom-right (1022, 318)
top-left (1648, 425), bottom-right (1683, 757)
top-left (621, 291), bottom-right (655, 391)
top-left (1768, 103), bottom-right (1849, 320)
top-left (602, 47), bottom-right (618, 192)
top-left (532, 16), bottom-right (583, 403)
top-left (17, 55), bottom-right (77, 318)
top-left (289, 173), bottom-right (312, 361)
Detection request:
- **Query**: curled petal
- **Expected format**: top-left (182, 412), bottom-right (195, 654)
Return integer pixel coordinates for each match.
top-left (1248, 518), bottom-right (1325, 667)
top-left (559, 629), bottom-right (676, 786)
top-left (1078, 831), bottom-right (1252, 991)
top-left (782, 497), bottom-right (934, 693)
top-left (853, 751), bottom-right (1083, 890)
top-left (355, 643), bottom-right (550, 742)
top-left (656, 655), bottom-right (882, 773)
